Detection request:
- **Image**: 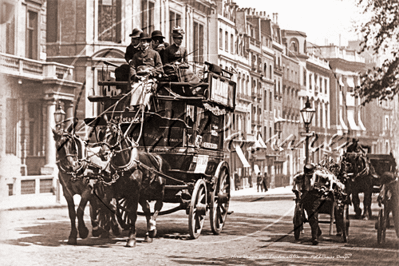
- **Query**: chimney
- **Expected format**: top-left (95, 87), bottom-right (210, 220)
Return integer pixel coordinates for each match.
top-left (275, 13), bottom-right (278, 24)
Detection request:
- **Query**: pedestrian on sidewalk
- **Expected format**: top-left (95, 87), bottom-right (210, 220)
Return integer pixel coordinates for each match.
top-left (257, 173), bottom-right (263, 192)
top-left (234, 171), bottom-right (240, 191)
top-left (263, 172), bottom-right (268, 192)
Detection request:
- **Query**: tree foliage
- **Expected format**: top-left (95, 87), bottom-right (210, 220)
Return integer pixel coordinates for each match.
top-left (355, 0), bottom-right (399, 104)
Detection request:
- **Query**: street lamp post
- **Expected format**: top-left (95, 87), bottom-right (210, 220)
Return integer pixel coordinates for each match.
top-left (300, 97), bottom-right (315, 165)
top-left (54, 102), bottom-right (66, 130)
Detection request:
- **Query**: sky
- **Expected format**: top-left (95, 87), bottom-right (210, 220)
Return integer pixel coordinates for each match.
top-left (233, 0), bottom-right (364, 47)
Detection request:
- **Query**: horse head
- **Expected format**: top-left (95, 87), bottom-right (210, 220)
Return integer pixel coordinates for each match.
top-left (103, 120), bottom-right (138, 170)
top-left (52, 123), bottom-right (82, 173)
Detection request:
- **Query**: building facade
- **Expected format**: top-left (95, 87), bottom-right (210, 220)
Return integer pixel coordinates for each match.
top-left (0, 0), bottom-right (81, 198)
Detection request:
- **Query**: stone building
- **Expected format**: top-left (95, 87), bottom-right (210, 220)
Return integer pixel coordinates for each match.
top-left (0, 0), bottom-right (81, 198)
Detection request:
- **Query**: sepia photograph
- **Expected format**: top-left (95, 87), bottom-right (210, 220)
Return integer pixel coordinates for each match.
top-left (0, 0), bottom-right (398, 265)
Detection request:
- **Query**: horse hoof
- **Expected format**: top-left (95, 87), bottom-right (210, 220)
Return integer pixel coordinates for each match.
top-left (363, 216), bottom-right (369, 221)
top-left (125, 240), bottom-right (136, 247)
top-left (92, 228), bottom-right (103, 238)
top-left (79, 227), bottom-right (89, 239)
top-left (112, 227), bottom-right (121, 236)
top-left (101, 231), bottom-right (110, 239)
top-left (67, 238), bottom-right (77, 245)
top-left (149, 229), bottom-right (157, 238)
top-left (144, 235), bottom-right (153, 243)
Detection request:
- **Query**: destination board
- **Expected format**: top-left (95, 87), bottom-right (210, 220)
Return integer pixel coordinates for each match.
top-left (208, 73), bottom-right (236, 109)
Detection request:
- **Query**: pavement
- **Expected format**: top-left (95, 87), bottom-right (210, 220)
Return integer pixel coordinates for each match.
top-left (0, 186), bottom-right (294, 211)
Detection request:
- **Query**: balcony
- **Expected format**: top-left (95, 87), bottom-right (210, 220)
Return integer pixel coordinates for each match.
top-left (0, 52), bottom-right (75, 82)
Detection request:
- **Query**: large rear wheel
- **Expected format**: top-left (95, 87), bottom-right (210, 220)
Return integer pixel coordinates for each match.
top-left (188, 179), bottom-right (208, 239)
top-left (210, 167), bottom-right (231, 235)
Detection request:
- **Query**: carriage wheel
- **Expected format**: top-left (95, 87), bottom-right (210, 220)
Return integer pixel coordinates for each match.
top-left (210, 167), bottom-right (231, 235)
top-left (293, 202), bottom-right (303, 240)
top-left (116, 197), bottom-right (131, 230)
top-left (377, 208), bottom-right (386, 244)
top-left (342, 204), bottom-right (350, 243)
top-left (188, 179), bottom-right (208, 239)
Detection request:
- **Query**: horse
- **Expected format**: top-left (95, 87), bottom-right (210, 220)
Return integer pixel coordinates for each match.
top-left (340, 152), bottom-right (374, 220)
top-left (103, 120), bottom-right (170, 247)
top-left (52, 123), bottom-right (119, 244)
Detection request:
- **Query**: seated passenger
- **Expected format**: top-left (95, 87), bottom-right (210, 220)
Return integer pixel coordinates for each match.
top-left (163, 27), bottom-right (200, 83)
top-left (151, 30), bottom-right (170, 64)
top-left (114, 28), bottom-right (142, 90)
top-left (129, 32), bottom-right (163, 109)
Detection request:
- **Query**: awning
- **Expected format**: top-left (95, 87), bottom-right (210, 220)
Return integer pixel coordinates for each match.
top-left (339, 108), bottom-right (348, 130)
top-left (346, 77), bottom-right (355, 88)
top-left (235, 145), bottom-right (250, 168)
top-left (311, 143), bottom-right (325, 153)
top-left (265, 133), bottom-right (279, 144)
top-left (358, 111), bottom-right (367, 131)
top-left (258, 134), bottom-right (268, 148)
top-left (292, 137), bottom-right (306, 149)
top-left (328, 133), bottom-right (344, 148)
top-left (339, 77), bottom-right (345, 87)
top-left (279, 134), bottom-right (296, 148)
top-left (347, 109), bottom-right (361, 130)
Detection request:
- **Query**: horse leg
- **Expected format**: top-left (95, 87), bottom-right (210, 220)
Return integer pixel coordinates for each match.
top-left (76, 188), bottom-right (90, 239)
top-left (139, 198), bottom-right (153, 243)
top-left (363, 190), bottom-right (372, 220)
top-left (63, 190), bottom-right (78, 245)
top-left (352, 192), bottom-right (362, 219)
top-left (149, 198), bottom-right (163, 238)
top-left (125, 195), bottom-right (139, 247)
top-left (89, 197), bottom-right (103, 237)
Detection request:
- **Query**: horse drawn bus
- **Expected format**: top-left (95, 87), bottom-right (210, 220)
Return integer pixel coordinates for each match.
top-left (63, 61), bottom-right (236, 246)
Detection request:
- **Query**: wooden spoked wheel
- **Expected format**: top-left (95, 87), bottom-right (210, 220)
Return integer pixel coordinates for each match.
top-left (293, 202), bottom-right (304, 240)
top-left (342, 204), bottom-right (349, 243)
top-left (116, 197), bottom-right (131, 230)
top-left (188, 179), bottom-right (208, 239)
top-left (210, 167), bottom-right (231, 235)
top-left (377, 208), bottom-right (386, 244)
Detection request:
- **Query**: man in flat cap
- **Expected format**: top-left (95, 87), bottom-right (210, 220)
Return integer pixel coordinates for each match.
top-left (151, 30), bottom-right (169, 64)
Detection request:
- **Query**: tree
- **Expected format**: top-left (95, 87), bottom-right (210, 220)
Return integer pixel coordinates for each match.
top-left (355, 0), bottom-right (399, 104)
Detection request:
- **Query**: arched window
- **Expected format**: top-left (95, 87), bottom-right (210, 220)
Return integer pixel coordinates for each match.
top-left (289, 39), bottom-right (299, 53)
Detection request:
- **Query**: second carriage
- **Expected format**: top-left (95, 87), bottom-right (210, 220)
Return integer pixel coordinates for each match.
top-left (292, 165), bottom-right (350, 243)
top-left (87, 62), bottom-right (236, 239)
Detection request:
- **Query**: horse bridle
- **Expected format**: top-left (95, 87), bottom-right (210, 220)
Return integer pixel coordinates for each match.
top-left (55, 132), bottom-right (86, 178)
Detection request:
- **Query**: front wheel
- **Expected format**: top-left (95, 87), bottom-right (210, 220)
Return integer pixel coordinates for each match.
top-left (188, 179), bottom-right (208, 239)
top-left (210, 167), bottom-right (230, 235)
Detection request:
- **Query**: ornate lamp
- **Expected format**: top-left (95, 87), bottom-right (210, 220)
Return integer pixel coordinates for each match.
top-left (54, 102), bottom-right (66, 129)
top-left (300, 97), bottom-right (315, 164)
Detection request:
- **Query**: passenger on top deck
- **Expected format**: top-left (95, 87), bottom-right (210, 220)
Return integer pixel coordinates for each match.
top-left (151, 30), bottom-right (170, 64)
top-left (163, 27), bottom-right (200, 83)
top-left (114, 28), bottom-right (143, 90)
top-left (128, 32), bottom-right (163, 110)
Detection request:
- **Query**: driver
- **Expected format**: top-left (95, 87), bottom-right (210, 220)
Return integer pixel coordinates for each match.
top-left (296, 164), bottom-right (323, 245)
top-left (129, 32), bottom-right (163, 109)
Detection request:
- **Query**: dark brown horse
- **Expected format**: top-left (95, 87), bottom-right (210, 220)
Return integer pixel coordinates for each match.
top-left (103, 120), bottom-right (170, 247)
top-left (340, 152), bottom-right (374, 220)
top-left (52, 124), bottom-right (118, 244)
